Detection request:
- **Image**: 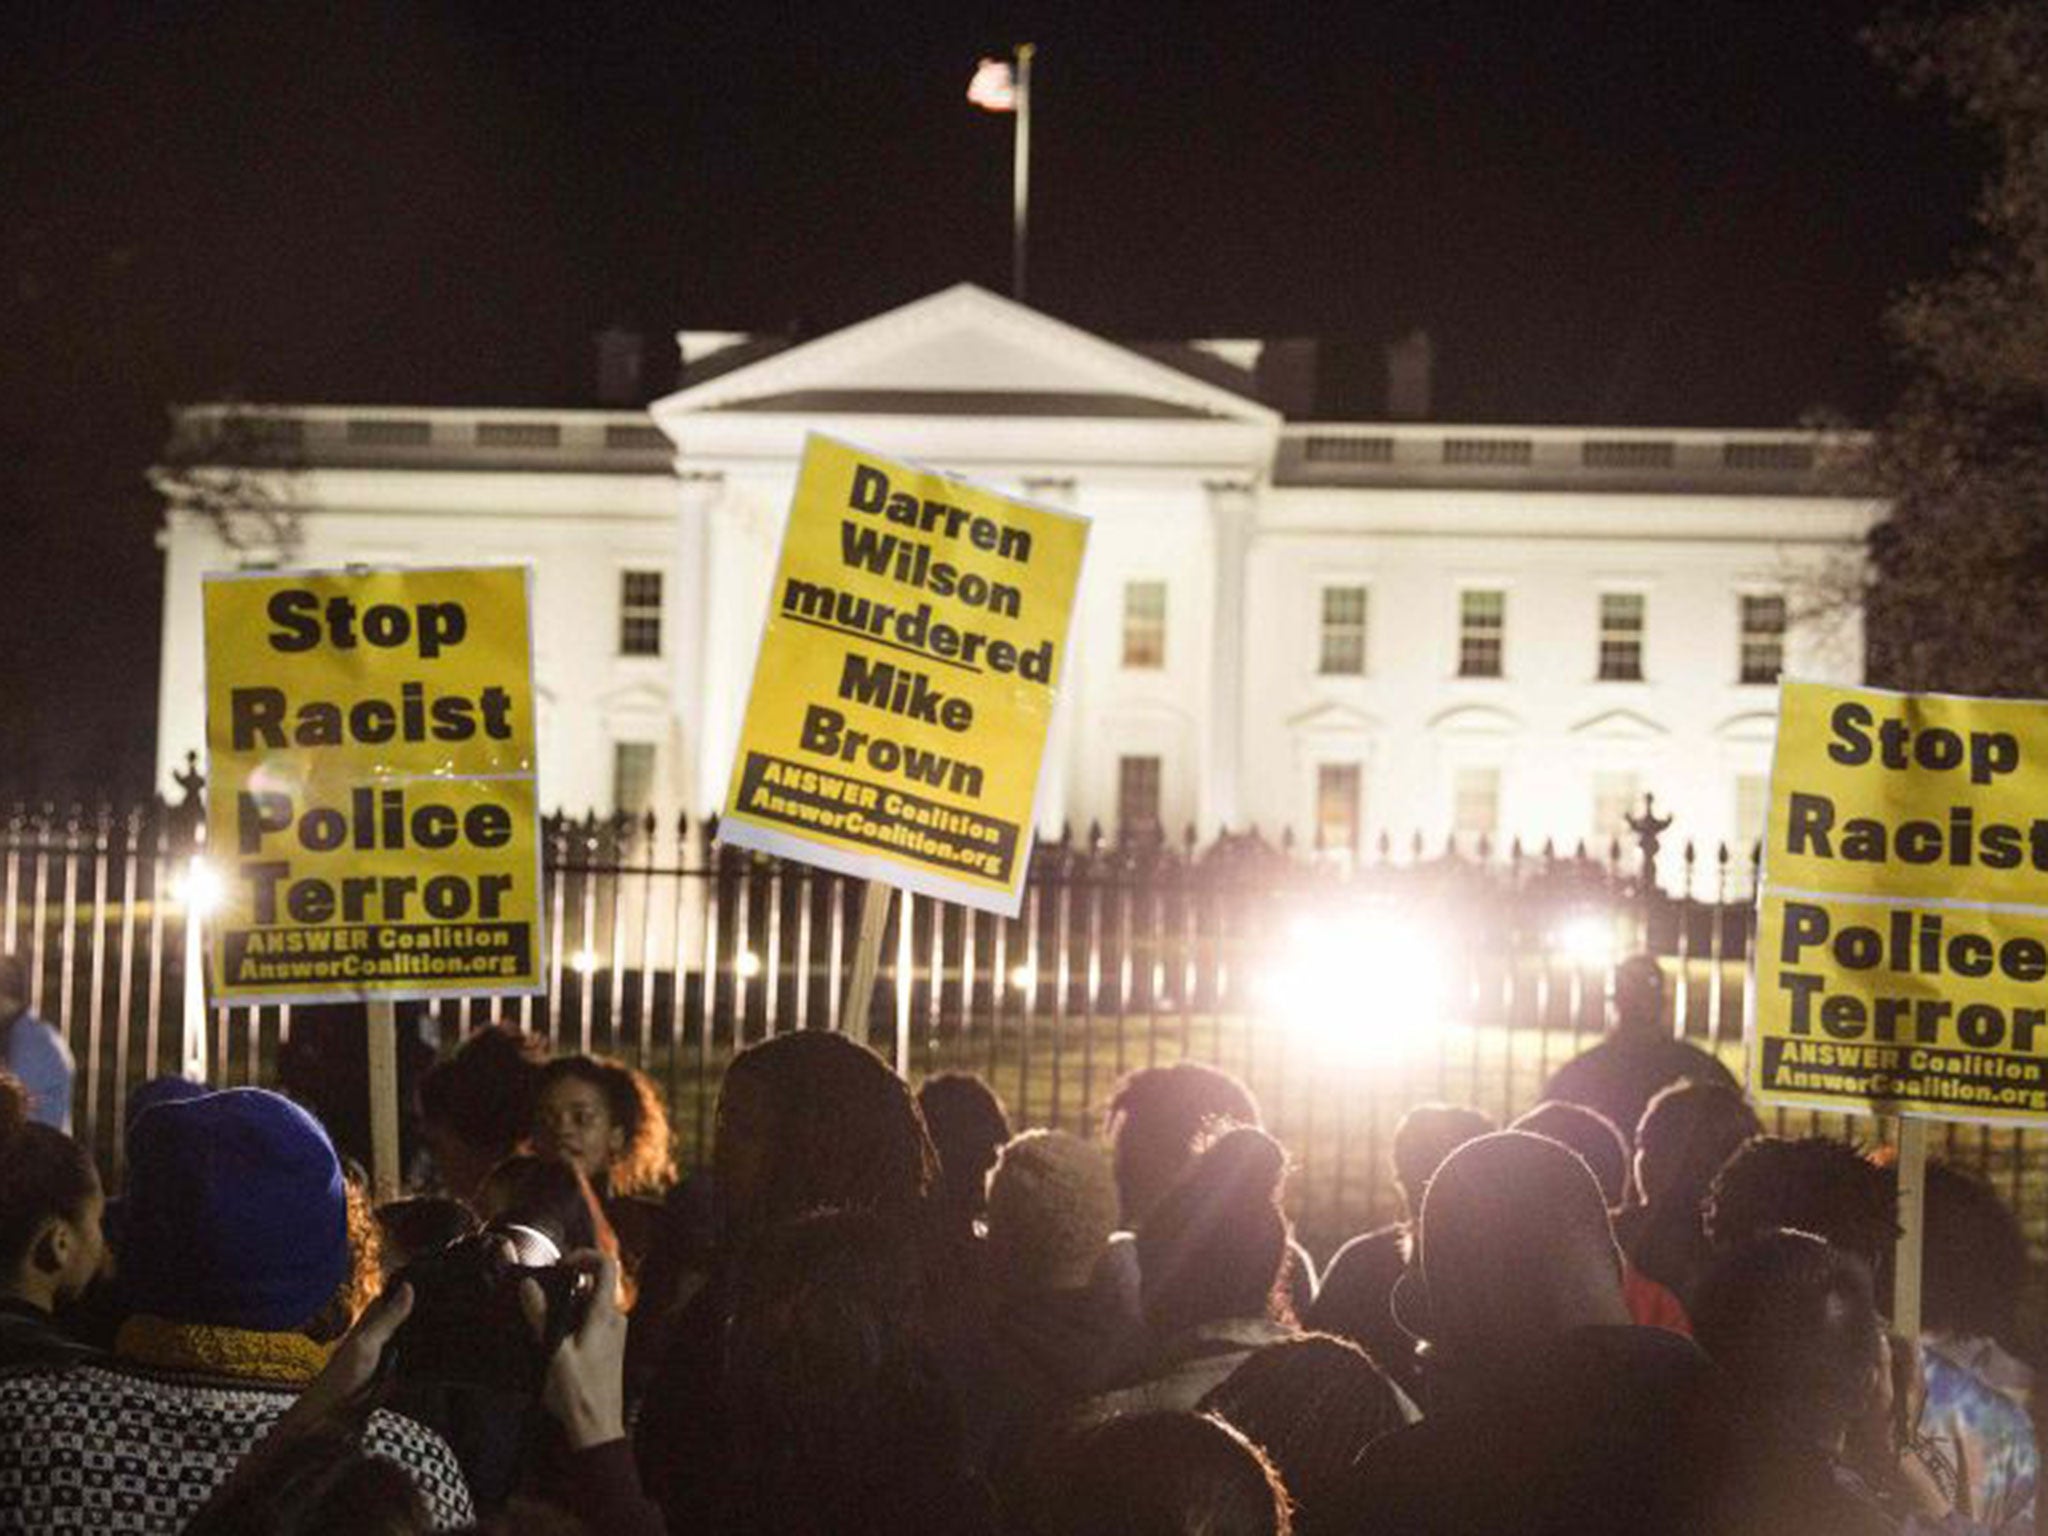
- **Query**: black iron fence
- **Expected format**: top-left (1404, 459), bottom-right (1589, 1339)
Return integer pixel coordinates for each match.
top-left (5, 790), bottom-right (2042, 1259)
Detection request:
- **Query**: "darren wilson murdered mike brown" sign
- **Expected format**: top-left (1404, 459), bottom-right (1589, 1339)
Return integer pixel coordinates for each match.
top-left (203, 565), bottom-right (544, 1003)
top-left (718, 435), bottom-right (1089, 917)
top-left (1752, 679), bottom-right (2048, 1125)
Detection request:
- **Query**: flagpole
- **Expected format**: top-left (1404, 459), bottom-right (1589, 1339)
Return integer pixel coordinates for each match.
top-left (1012, 43), bottom-right (1034, 303)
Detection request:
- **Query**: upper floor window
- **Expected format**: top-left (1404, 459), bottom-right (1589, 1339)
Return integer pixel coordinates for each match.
top-left (1319, 586), bottom-right (1368, 675)
top-left (1457, 589), bottom-right (1505, 678)
top-left (620, 569), bottom-right (664, 656)
top-left (1739, 594), bottom-right (1786, 684)
top-left (1597, 593), bottom-right (1646, 681)
top-left (1123, 581), bottom-right (1167, 669)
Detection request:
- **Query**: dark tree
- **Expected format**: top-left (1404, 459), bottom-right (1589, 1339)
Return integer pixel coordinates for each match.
top-left (1864, 4), bottom-right (2048, 699)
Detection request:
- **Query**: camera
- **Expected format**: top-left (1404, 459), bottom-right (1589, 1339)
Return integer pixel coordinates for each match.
top-left (388, 1222), bottom-right (594, 1395)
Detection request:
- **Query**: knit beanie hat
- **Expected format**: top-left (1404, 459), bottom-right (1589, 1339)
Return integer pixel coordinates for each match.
top-left (120, 1087), bottom-right (351, 1332)
top-left (986, 1129), bottom-right (1118, 1292)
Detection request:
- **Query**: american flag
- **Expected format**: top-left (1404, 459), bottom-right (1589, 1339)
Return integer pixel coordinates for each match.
top-left (967, 57), bottom-right (1017, 113)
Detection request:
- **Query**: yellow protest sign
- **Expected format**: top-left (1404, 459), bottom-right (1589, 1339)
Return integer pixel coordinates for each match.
top-left (1752, 679), bottom-right (2048, 1123)
top-left (718, 435), bottom-right (1089, 916)
top-left (202, 566), bottom-right (544, 1002)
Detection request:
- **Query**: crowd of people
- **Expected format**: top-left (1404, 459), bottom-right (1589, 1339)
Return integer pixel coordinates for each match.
top-left (0, 952), bottom-right (2041, 1534)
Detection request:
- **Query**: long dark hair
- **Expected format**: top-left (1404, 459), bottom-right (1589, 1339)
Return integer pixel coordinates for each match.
top-left (537, 1054), bottom-right (676, 1197)
top-left (0, 1082), bottom-right (98, 1276)
top-left (712, 1033), bottom-right (936, 1246)
top-left (719, 1207), bottom-right (978, 1536)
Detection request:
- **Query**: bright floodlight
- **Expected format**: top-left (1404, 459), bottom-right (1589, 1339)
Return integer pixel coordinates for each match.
top-left (171, 858), bottom-right (225, 918)
top-left (1554, 913), bottom-right (1619, 970)
top-left (1008, 962), bottom-right (1035, 992)
top-left (734, 950), bottom-right (763, 980)
top-left (1254, 909), bottom-right (1449, 1067)
top-left (568, 948), bottom-right (600, 975)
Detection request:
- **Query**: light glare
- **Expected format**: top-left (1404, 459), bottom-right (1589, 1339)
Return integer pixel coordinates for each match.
top-left (170, 858), bottom-right (225, 917)
top-left (1553, 914), bottom-right (1619, 969)
top-left (1255, 910), bottom-right (1449, 1066)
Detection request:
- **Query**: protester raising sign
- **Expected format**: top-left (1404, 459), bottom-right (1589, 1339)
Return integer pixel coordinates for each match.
top-left (1752, 679), bottom-right (2048, 1124)
top-left (202, 565), bottom-right (544, 1003)
top-left (718, 435), bottom-right (1089, 917)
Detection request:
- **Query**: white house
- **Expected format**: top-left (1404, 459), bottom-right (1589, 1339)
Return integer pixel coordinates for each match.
top-left (155, 283), bottom-right (1877, 858)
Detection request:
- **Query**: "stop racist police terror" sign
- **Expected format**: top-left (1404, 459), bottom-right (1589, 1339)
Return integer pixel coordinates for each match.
top-left (1752, 679), bottom-right (2048, 1124)
top-left (202, 566), bottom-right (544, 1002)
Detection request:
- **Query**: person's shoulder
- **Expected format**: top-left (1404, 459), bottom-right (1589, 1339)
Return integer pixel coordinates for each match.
top-left (8, 1012), bottom-right (72, 1068)
top-left (1923, 1343), bottom-right (2036, 1442)
top-left (365, 1405), bottom-right (479, 1526)
top-left (1649, 1034), bottom-right (1738, 1083)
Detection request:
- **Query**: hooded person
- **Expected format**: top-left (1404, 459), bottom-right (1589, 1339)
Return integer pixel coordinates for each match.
top-left (0, 1087), bottom-right (474, 1533)
top-left (976, 1130), bottom-right (1139, 1465)
top-left (1332, 1130), bottom-right (1768, 1536)
top-left (1308, 1102), bottom-right (1493, 1396)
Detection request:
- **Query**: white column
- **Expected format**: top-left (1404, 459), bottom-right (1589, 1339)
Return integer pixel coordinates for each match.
top-left (1025, 475), bottom-right (1079, 838)
top-left (1204, 478), bottom-right (1256, 834)
top-left (673, 469), bottom-right (724, 814)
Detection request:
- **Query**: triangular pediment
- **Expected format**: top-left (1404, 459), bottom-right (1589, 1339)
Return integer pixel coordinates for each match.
top-left (653, 284), bottom-right (1278, 425)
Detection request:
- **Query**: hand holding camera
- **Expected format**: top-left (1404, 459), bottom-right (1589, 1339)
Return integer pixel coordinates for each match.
top-left (520, 1250), bottom-right (627, 1449)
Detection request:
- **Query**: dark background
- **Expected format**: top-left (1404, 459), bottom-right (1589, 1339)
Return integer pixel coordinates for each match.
top-left (0, 1), bottom-right (1992, 795)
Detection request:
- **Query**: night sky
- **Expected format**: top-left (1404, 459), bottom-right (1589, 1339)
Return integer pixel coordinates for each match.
top-left (0, 1), bottom-right (1993, 795)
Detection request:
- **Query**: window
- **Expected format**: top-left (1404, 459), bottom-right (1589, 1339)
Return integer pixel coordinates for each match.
top-left (1453, 766), bottom-right (1500, 837)
top-left (1315, 763), bottom-right (1363, 853)
top-left (613, 742), bottom-right (657, 817)
top-left (1734, 774), bottom-right (1770, 854)
top-left (620, 570), bottom-right (664, 657)
top-left (1457, 589), bottom-right (1505, 678)
top-left (1739, 594), bottom-right (1786, 684)
top-left (1591, 771), bottom-right (1641, 844)
top-left (1118, 755), bottom-right (1163, 837)
top-left (1597, 593), bottom-right (1645, 681)
top-left (1319, 586), bottom-right (1368, 675)
top-left (1122, 582), bottom-right (1166, 668)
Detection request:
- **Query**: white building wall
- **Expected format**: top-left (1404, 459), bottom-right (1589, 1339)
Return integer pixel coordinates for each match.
top-left (152, 295), bottom-right (1881, 866)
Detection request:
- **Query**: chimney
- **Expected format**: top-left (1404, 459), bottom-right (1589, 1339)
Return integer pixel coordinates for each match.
top-left (1385, 329), bottom-right (1434, 419)
top-left (1255, 338), bottom-right (1320, 418)
top-left (594, 326), bottom-right (644, 406)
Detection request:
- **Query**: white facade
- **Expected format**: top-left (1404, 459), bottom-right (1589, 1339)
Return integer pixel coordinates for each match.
top-left (155, 284), bottom-right (1877, 858)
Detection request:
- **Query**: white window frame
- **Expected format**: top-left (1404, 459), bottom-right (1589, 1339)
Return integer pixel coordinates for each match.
top-left (1317, 583), bottom-right (1370, 677)
top-left (1596, 591), bottom-right (1647, 682)
top-left (619, 567), bottom-right (665, 658)
top-left (1455, 585), bottom-right (1508, 679)
top-left (1122, 580), bottom-right (1168, 670)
